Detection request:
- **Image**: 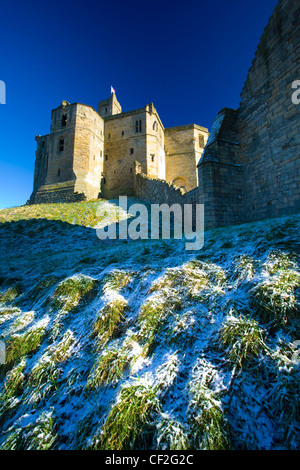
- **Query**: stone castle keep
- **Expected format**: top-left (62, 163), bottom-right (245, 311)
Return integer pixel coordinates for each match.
top-left (30, 93), bottom-right (209, 203)
top-left (30, 0), bottom-right (300, 229)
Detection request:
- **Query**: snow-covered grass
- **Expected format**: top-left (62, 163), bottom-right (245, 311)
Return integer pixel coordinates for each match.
top-left (0, 199), bottom-right (299, 450)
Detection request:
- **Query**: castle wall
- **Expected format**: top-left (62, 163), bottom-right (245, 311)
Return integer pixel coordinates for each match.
top-left (73, 104), bottom-right (104, 199)
top-left (238, 0), bottom-right (300, 221)
top-left (145, 103), bottom-right (165, 180)
top-left (196, 108), bottom-right (244, 228)
top-left (33, 134), bottom-right (50, 192)
top-left (46, 101), bottom-right (77, 185)
top-left (101, 105), bottom-right (166, 198)
top-left (102, 109), bottom-right (147, 197)
top-left (165, 125), bottom-right (208, 191)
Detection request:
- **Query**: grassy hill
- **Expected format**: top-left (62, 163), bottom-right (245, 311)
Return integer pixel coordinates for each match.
top-left (0, 199), bottom-right (299, 450)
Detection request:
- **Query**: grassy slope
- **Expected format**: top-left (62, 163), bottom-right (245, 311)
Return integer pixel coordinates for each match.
top-left (0, 199), bottom-right (299, 450)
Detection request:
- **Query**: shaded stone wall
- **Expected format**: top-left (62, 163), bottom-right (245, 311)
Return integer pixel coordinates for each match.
top-left (195, 0), bottom-right (299, 228)
top-left (238, 0), bottom-right (300, 221)
top-left (196, 108), bottom-right (244, 228)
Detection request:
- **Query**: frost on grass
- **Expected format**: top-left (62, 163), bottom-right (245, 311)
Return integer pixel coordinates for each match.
top-left (0, 357), bottom-right (26, 419)
top-left (137, 297), bottom-right (175, 357)
top-left (219, 312), bottom-right (267, 368)
top-left (102, 269), bottom-right (135, 293)
top-left (0, 284), bottom-right (22, 305)
top-left (92, 295), bottom-right (128, 347)
top-left (0, 409), bottom-right (57, 450)
top-left (269, 345), bottom-right (300, 449)
top-left (5, 322), bottom-right (47, 364)
top-left (251, 267), bottom-right (300, 324)
top-left (0, 202), bottom-right (299, 450)
top-left (91, 377), bottom-right (160, 450)
top-left (188, 359), bottom-right (231, 450)
top-left (156, 414), bottom-right (190, 450)
top-left (27, 330), bottom-right (75, 403)
top-left (86, 342), bottom-right (131, 389)
top-left (149, 260), bottom-right (226, 302)
top-left (50, 274), bottom-right (97, 313)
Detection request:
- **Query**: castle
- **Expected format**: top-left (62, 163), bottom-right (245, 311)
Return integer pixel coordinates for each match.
top-left (30, 93), bottom-right (209, 203)
top-left (30, 0), bottom-right (300, 229)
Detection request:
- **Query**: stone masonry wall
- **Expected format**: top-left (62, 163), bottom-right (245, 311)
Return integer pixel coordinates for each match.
top-left (165, 125), bottom-right (209, 191)
top-left (238, 0), bottom-right (300, 221)
top-left (73, 104), bottom-right (104, 200)
top-left (196, 108), bottom-right (244, 228)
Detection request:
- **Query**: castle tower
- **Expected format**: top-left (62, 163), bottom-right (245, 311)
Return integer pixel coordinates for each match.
top-left (98, 92), bottom-right (122, 118)
top-left (30, 101), bottom-right (104, 203)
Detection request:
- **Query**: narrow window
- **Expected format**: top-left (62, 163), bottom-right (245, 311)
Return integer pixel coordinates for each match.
top-left (105, 155), bottom-right (108, 161)
top-left (105, 107), bottom-right (107, 114)
top-left (100, 150), bottom-right (103, 157)
top-left (153, 121), bottom-right (157, 131)
top-left (151, 154), bottom-right (155, 162)
top-left (57, 168), bottom-right (61, 177)
top-left (61, 114), bottom-right (67, 127)
top-left (93, 155), bottom-right (96, 161)
top-left (59, 138), bottom-right (64, 152)
top-left (130, 167), bottom-right (133, 173)
top-left (139, 120), bottom-right (142, 132)
top-left (199, 134), bottom-right (204, 148)
top-left (135, 120), bottom-right (139, 133)
top-left (108, 133), bottom-right (111, 139)
top-left (130, 148), bottom-right (134, 154)
top-left (122, 130), bottom-right (125, 136)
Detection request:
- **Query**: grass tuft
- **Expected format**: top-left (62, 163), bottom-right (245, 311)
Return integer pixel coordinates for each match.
top-left (251, 270), bottom-right (300, 324)
top-left (219, 313), bottom-right (267, 368)
top-left (5, 325), bottom-right (46, 364)
top-left (92, 377), bottom-right (160, 450)
top-left (0, 409), bottom-right (57, 450)
top-left (156, 414), bottom-right (190, 450)
top-left (92, 296), bottom-right (128, 347)
top-left (86, 345), bottom-right (130, 389)
top-left (51, 274), bottom-right (97, 313)
top-left (189, 364), bottom-right (231, 450)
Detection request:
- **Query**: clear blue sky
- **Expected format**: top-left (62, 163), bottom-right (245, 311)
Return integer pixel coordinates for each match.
top-left (0, 0), bottom-right (278, 209)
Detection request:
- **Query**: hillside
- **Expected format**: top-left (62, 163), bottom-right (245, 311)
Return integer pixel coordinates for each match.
top-left (0, 199), bottom-right (299, 450)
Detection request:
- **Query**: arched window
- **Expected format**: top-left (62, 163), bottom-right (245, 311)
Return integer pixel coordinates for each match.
top-left (173, 177), bottom-right (187, 189)
top-left (153, 121), bottom-right (158, 131)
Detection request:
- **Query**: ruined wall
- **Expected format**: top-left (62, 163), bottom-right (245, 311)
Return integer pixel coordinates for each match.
top-left (165, 125), bottom-right (208, 191)
top-left (238, 0), bottom-right (300, 221)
